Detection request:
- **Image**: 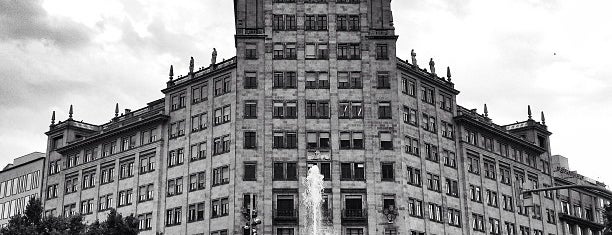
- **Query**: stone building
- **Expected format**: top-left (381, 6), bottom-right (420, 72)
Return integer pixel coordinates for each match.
top-left (552, 155), bottom-right (608, 235)
top-left (39, 0), bottom-right (589, 235)
top-left (0, 152), bottom-right (45, 227)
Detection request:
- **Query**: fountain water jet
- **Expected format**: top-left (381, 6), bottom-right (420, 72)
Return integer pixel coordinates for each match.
top-left (302, 165), bottom-right (332, 235)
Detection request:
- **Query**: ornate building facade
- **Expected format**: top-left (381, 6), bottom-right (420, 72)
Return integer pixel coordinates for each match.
top-left (38, 1), bottom-right (608, 235)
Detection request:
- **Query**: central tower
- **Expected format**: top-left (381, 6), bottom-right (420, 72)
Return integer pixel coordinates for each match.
top-left (233, 0), bottom-right (400, 234)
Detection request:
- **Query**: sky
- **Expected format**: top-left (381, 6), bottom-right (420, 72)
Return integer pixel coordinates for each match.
top-left (0, 0), bottom-right (610, 184)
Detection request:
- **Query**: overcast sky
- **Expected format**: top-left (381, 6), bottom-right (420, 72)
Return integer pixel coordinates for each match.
top-left (1, 0), bottom-right (610, 184)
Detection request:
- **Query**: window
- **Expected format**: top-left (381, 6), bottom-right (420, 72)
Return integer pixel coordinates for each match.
top-left (141, 129), bottom-right (157, 144)
top-left (273, 162), bottom-right (297, 181)
top-left (138, 184), bottom-right (154, 202)
top-left (165, 207), bottom-right (182, 226)
top-left (467, 154), bottom-right (480, 174)
top-left (170, 91), bottom-right (186, 111)
top-left (428, 203), bottom-right (442, 222)
top-left (191, 82), bottom-right (208, 103)
top-left (166, 177), bottom-right (183, 197)
top-left (445, 178), bottom-right (459, 197)
top-left (211, 198), bottom-right (229, 218)
top-left (337, 14), bottom-right (359, 31)
top-left (439, 92), bottom-right (453, 111)
top-left (100, 165), bottom-right (114, 184)
top-left (81, 170), bottom-right (96, 190)
top-left (244, 72), bottom-right (257, 89)
top-left (46, 184), bottom-right (58, 199)
top-left (273, 100), bottom-right (298, 118)
top-left (406, 166), bottom-right (422, 186)
top-left (305, 100), bottom-right (330, 118)
top-left (273, 14), bottom-right (296, 31)
top-left (48, 160), bottom-right (61, 175)
top-left (188, 202), bottom-right (205, 222)
top-left (63, 203), bottom-right (76, 217)
top-left (190, 141), bottom-right (207, 161)
top-left (408, 198), bottom-right (423, 217)
top-left (401, 75), bottom-right (416, 96)
top-left (381, 163), bottom-right (395, 181)
top-left (273, 71), bottom-right (297, 88)
top-left (168, 120), bottom-right (185, 138)
top-left (244, 131), bottom-right (257, 149)
top-left (189, 171), bottom-right (206, 191)
top-left (421, 86), bottom-right (435, 104)
top-left (378, 102), bottom-right (392, 119)
top-left (421, 113), bottom-right (437, 132)
top-left (211, 230), bottom-right (229, 235)
top-left (470, 185), bottom-right (482, 202)
top-left (307, 162), bottom-right (331, 181)
top-left (502, 194), bottom-right (514, 212)
top-left (275, 195), bottom-right (296, 219)
top-left (338, 101), bottom-right (363, 119)
top-left (377, 71), bottom-right (390, 88)
top-left (376, 44), bottom-right (389, 60)
top-left (246, 43), bottom-right (257, 59)
top-left (305, 14), bottom-right (327, 31)
top-left (379, 132), bottom-right (393, 150)
top-left (244, 162), bottom-right (257, 181)
top-left (213, 76), bottom-right (231, 96)
top-left (339, 131), bottom-right (364, 149)
top-left (138, 213), bottom-right (152, 231)
top-left (486, 189), bottom-right (499, 207)
top-left (213, 135), bottom-right (231, 155)
top-left (472, 213), bottom-right (485, 231)
top-left (139, 153), bottom-right (155, 174)
top-left (484, 160), bottom-right (496, 179)
top-left (337, 43), bottom-right (360, 60)
top-left (99, 194), bottom-right (113, 211)
top-left (443, 150), bottom-right (456, 168)
top-left (306, 132), bottom-right (330, 149)
top-left (83, 148), bottom-right (97, 163)
top-left (338, 71), bottom-right (362, 89)
top-left (213, 105), bottom-right (231, 125)
top-left (402, 106), bottom-right (418, 126)
top-left (441, 121), bottom-right (454, 138)
top-left (505, 222), bottom-right (516, 235)
top-left (168, 148), bottom-right (184, 167)
top-left (119, 159), bottom-right (134, 179)
top-left (80, 199), bottom-right (94, 215)
top-left (273, 131), bottom-right (298, 149)
top-left (341, 163), bottom-right (365, 181)
top-left (426, 173), bottom-right (441, 192)
top-left (489, 218), bottom-right (501, 235)
top-left (65, 175), bottom-right (78, 194)
top-left (212, 166), bottom-right (230, 186)
top-left (343, 195), bottom-right (364, 218)
top-left (305, 72), bottom-right (329, 89)
top-left (447, 208), bottom-right (461, 227)
top-left (404, 136), bottom-right (420, 155)
top-left (500, 166), bottom-right (511, 185)
top-left (118, 189), bottom-right (133, 207)
top-left (244, 101), bottom-right (257, 119)
top-left (424, 143), bottom-right (438, 162)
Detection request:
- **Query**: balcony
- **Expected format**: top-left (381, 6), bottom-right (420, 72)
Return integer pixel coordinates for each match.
top-left (273, 209), bottom-right (298, 225)
top-left (342, 209), bottom-right (368, 225)
top-left (558, 212), bottom-right (605, 230)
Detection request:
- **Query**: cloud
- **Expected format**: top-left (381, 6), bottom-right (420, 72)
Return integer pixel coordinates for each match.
top-left (0, 0), bottom-right (91, 48)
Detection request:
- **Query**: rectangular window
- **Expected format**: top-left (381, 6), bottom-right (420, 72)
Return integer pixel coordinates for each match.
top-left (306, 131), bottom-right (330, 150)
top-left (244, 131), bottom-right (257, 149)
top-left (168, 148), bottom-right (184, 167)
top-left (189, 171), bottom-right (206, 192)
top-left (212, 166), bottom-right (230, 186)
top-left (246, 44), bottom-right (257, 59)
top-left (340, 163), bottom-right (365, 181)
top-left (244, 162), bottom-right (257, 181)
top-left (376, 44), bottom-right (389, 60)
top-left (407, 166), bottom-right (422, 186)
top-left (377, 71), bottom-right (390, 88)
top-left (165, 207), bottom-right (182, 226)
top-left (381, 163), bottom-right (395, 181)
top-left (426, 173), bottom-right (441, 192)
top-left (244, 72), bottom-right (257, 89)
top-left (273, 162), bottom-right (298, 181)
top-left (378, 102), bottom-right (392, 119)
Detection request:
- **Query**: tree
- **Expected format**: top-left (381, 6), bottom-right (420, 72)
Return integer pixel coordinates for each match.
top-left (0, 197), bottom-right (138, 235)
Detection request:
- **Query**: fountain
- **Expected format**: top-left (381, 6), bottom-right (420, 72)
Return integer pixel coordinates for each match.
top-left (302, 165), bottom-right (332, 235)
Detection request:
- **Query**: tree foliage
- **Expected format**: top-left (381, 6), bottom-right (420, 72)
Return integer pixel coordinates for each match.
top-left (0, 197), bottom-right (138, 235)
